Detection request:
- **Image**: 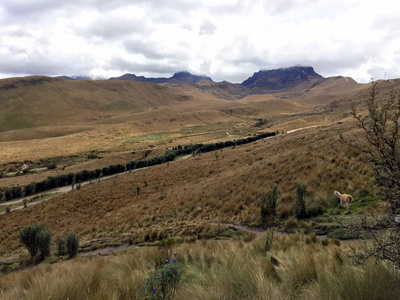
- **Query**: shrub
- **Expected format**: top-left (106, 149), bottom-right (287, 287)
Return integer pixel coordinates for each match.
top-left (24, 182), bottom-right (36, 196)
top-left (261, 183), bottom-right (280, 224)
top-left (5, 206), bottom-right (11, 213)
top-left (36, 229), bottom-right (51, 260)
top-left (327, 228), bottom-right (360, 240)
top-left (307, 202), bottom-right (325, 217)
top-left (139, 260), bottom-right (184, 299)
top-left (66, 233), bottom-right (79, 258)
top-left (56, 238), bottom-right (66, 256)
top-left (20, 223), bottom-right (51, 260)
top-left (12, 186), bottom-right (22, 199)
top-left (0, 190), bottom-right (3, 200)
top-left (4, 189), bottom-right (12, 201)
top-left (293, 182), bottom-right (308, 219)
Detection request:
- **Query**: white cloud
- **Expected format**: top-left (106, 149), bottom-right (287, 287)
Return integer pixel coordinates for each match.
top-left (0, 0), bottom-right (399, 82)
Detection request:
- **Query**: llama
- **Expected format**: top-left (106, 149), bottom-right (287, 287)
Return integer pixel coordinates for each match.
top-left (334, 191), bottom-right (353, 209)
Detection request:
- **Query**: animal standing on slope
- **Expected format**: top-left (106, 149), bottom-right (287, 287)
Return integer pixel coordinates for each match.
top-left (334, 191), bottom-right (353, 209)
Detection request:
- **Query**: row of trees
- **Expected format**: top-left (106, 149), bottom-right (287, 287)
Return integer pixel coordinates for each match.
top-left (1, 131), bottom-right (276, 202)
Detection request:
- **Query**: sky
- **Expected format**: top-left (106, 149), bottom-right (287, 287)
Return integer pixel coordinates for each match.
top-left (0, 0), bottom-right (399, 83)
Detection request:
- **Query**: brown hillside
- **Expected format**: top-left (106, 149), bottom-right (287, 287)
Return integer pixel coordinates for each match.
top-left (0, 121), bottom-right (376, 258)
top-left (0, 76), bottom-right (193, 132)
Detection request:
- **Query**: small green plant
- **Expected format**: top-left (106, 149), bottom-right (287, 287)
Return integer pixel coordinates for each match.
top-left (23, 199), bottom-right (28, 208)
top-left (66, 233), bottom-right (79, 258)
top-left (137, 186), bottom-right (141, 195)
top-left (5, 206), bottom-right (11, 213)
top-left (144, 180), bottom-right (148, 187)
top-left (76, 183), bottom-right (81, 191)
top-left (293, 182), bottom-right (308, 219)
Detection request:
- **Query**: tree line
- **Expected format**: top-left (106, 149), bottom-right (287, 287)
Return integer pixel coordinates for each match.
top-left (0, 131), bottom-right (276, 201)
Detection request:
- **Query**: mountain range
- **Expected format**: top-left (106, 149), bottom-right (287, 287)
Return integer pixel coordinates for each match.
top-left (58, 66), bottom-right (357, 94)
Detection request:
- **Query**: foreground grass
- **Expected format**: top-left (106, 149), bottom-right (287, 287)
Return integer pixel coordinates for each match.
top-left (1, 233), bottom-right (399, 300)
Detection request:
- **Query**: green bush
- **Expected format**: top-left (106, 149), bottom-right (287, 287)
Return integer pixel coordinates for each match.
top-left (66, 233), bottom-right (79, 258)
top-left (307, 202), bottom-right (325, 217)
top-left (312, 223), bottom-right (341, 235)
top-left (5, 206), bottom-right (11, 213)
top-left (19, 223), bottom-right (51, 260)
top-left (56, 238), bottom-right (66, 256)
top-left (293, 182), bottom-right (308, 219)
top-left (261, 183), bottom-right (280, 223)
top-left (139, 260), bottom-right (184, 300)
top-left (327, 228), bottom-right (360, 240)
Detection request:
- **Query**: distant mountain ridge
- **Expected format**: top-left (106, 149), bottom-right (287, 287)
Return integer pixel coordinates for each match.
top-left (241, 66), bottom-right (324, 92)
top-left (109, 71), bottom-right (213, 84)
top-left (17, 66), bottom-right (360, 98)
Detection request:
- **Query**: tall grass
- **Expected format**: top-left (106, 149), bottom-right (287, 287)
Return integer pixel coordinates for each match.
top-left (1, 234), bottom-right (399, 299)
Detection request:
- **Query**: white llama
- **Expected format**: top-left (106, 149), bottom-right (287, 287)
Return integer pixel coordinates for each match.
top-left (334, 191), bottom-right (353, 209)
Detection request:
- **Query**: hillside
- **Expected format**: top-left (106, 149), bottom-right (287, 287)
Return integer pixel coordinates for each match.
top-left (0, 121), bottom-right (378, 258)
top-left (0, 76), bottom-right (193, 133)
top-left (240, 66), bottom-right (360, 95)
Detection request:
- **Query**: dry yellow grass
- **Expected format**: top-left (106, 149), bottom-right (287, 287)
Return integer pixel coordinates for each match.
top-left (1, 233), bottom-right (399, 299)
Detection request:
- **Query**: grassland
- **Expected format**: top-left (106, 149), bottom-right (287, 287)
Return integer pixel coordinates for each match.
top-left (0, 76), bottom-right (400, 298)
top-left (1, 233), bottom-right (400, 299)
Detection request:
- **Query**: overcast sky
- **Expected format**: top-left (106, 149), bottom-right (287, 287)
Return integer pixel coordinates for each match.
top-left (0, 0), bottom-right (399, 83)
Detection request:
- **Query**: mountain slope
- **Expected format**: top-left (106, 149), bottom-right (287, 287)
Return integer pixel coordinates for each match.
top-left (241, 66), bottom-right (326, 93)
top-left (0, 76), bottom-right (192, 132)
top-left (109, 71), bottom-right (212, 84)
